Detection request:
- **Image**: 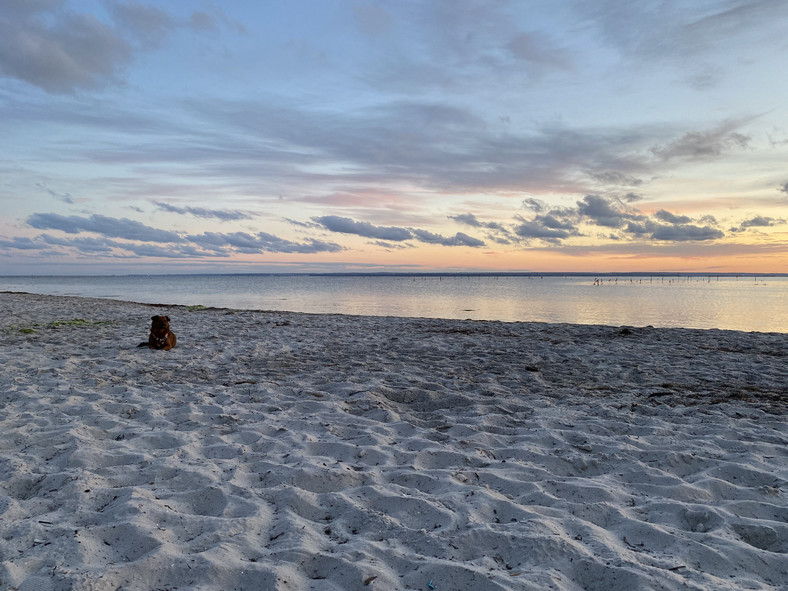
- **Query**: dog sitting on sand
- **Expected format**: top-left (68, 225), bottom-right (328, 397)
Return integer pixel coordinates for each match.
top-left (138, 315), bottom-right (177, 350)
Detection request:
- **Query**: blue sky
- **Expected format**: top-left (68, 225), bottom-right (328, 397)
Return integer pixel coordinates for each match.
top-left (1, 0), bottom-right (787, 274)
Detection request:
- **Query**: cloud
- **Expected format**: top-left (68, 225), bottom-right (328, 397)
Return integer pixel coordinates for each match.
top-left (0, 1), bottom-right (222, 93)
top-left (153, 201), bottom-right (254, 221)
top-left (625, 219), bottom-right (723, 241)
top-left (651, 120), bottom-right (751, 161)
top-left (450, 213), bottom-right (514, 245)
top-left (37, 183), bottom-right (75, 204)
top-left (448, 213), bottom-right (484, 227)
top-left (448, 213), bottom-right (508, 233)
top-left (105, 1), bottom-right (175, 49)
top-left (22, 211), bottom-right (343, 256)
top-left (187, 231), bottom-right (343, 254)
top-left (588, 170), bottom-right (644, 186)
top-left (741, 216), bottom-right (783, 228)
top-left (0, 3), bottom-right (131, 93)
top-left (730, 216), bottom-right (786, 232)
top-left (410, 229), bottom-right (485, 247)
top-left (0, 236), bottom-right (42, 250)
top-left (537, 214), bottom-right (577, 232)
top-left (648, 223), bottom-right (724, 241)
top-left (522, 198), bottom-right (546, 213)
top-left (514, 218), bottom-right (578, 243)
top-left (27, 212), bottom-right (182, 242)
top-left (316, 215), bottom-right (485, 247)
top-left (654, 210), bottom-right (692, 225)
top-left (314, 215), bottom-right (413, 241)
top-left (513, 195), bottom-right (728, 244)
top-left (40, 233), bottom-right (115, 253)
top-left (576, 195), bottom-right (638, 228)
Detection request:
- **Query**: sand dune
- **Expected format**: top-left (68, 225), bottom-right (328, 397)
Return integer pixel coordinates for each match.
top-left (0, 292), bottom-right (785, 590)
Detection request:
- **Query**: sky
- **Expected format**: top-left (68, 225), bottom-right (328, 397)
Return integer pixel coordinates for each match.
top-left (1, 0), bottom-right (787, 275)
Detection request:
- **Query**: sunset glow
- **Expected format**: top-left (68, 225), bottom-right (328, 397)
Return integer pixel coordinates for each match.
top-left (1, 1), bottom-right (787, 275)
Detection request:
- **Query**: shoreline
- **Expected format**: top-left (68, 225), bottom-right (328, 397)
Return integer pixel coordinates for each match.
top-left (1, 293), bottom-right (786, 590)
top-left (3, 289), bottom-right (787, 337)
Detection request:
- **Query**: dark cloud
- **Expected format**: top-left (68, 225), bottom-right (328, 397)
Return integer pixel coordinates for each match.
top-left (27, 212), bottom-right (182, 242)
top-left (314, 216), bottom-right (413, 242)
top-left (512, 195), bottom-right (729, 244)
top-left (315, 215), bottom-right (485, 247)
top-left (514, 220), bottom-right (576, 243)
top-left (576, 195), bottom-right (638, 228)
top-left (649, 223), bottom-right (724, 242)
top-left (410, 229), bottom-right (485, 247)
top-left (537, 214), bottom-right (576, 232)
top-left (741, 216), bottom-right (782, 228)
top-left (448, 213), bottom-right (483, 227)
top-left (731, 216), bottom-right (786, 232)
top-left (153, 201), bottom-right (254, 221)
top-left (625, 219), bottom-right (723, 241)
top-left (655, 210), bottom-right (692, 225)
top-left (187, 231), bottom-right (343, 254)
top-left (450, 213), bottom-right (514, 245)
top-left (448, 213), bottom-right (508, 233)
top-left (522, 198), bottom-right (546, 212)
top-left (22, 211), bottom-right (343, 256)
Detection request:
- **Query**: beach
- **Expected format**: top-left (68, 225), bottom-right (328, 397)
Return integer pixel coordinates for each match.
top-left (0, 292), bottom-right (785, 591)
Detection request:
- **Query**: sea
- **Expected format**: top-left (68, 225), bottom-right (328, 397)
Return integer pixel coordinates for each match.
top-left (1, 274), bottom-right (786, 334)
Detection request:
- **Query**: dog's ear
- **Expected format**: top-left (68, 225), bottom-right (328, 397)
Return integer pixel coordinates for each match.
top-left (165, 316), bottom-right (170, 322)
top-left (151, 315), bottom-right (158, 320)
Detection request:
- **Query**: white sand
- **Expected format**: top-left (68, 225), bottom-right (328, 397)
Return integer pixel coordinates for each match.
top-left (0, 292), bottom-right (786, 591)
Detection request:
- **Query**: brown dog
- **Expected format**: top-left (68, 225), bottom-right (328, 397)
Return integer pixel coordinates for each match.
top-left (138, 315), bottom-right (177, 350)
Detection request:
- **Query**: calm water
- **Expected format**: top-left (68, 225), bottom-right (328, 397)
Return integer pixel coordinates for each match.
top-left (2, 274), bottom-right (786, 333)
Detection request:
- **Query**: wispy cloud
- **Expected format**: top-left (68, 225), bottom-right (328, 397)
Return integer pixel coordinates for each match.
top-left (187, 231), bottom-right (343, 255)
top-left (410, 229), bottom-right (485, 247)
top-left (315, 216), bottom-right (412, 242)
top-left (153, 201), bottom-right (255, 221)
top-left (314, 215), bottom-right (486, 248)
top-left (650, 120), bottom-right (752, 161)
top-left (27, 213), bottom-right (182, 242)
top-left (1, 2), bottom-right (787, 273)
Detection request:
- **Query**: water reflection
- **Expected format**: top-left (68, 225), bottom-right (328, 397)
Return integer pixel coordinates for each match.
top-left (1, 274), bottom-right (786, 333)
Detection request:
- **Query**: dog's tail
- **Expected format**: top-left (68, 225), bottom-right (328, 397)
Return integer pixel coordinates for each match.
top-left (137, 341), bottom-right (149, 348)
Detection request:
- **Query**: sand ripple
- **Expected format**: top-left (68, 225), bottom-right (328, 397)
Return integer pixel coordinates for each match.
top-left (0, 293), bottom-right (786, 590)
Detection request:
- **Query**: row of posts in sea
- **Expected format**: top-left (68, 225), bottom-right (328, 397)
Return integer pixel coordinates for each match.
top-left (592, 275), bottom-right (759, 285)
top-left (391, 273), bottom-right (765, 283)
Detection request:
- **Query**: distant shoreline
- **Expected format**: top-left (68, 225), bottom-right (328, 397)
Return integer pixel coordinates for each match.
top-left (2, 271), bottom-right (787, 278)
